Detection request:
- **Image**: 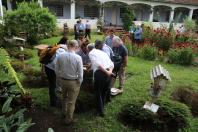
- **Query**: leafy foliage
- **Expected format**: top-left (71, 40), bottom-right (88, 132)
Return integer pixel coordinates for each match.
top-left (184, 17), bottom-right (196, 32)
top-left (119, 99), bottom-right (191, 131)
top-left (4, 2), bottom-right (56, 45)
top-left (167, 49), bottom-right (180, 64)
top-left (179, 48), bottom-right (194, 65)
top-left (0, 97), bottom-right (34, 132)
top-left (0, 48), bottom-right (26, 94)
top-left (167, 48), bottom-right (194, 65)
top-left (139, 45), bottom-right (157, 61)
top-left (11, 60), bottom-right (24, 72)
top-left (0, 80), bottom-right (21, 98)
top-left (121, 8), bottom-right (134, 31)
top-left (7, 48), bottom-right (33, 60)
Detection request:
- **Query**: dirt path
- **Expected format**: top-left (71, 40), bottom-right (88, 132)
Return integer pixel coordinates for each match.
top-left (26, 106), bottom-right (74, 132)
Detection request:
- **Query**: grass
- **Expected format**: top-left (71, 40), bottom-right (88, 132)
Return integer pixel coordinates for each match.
top-left (39, 34), bottom-right (104, 45)
top-left (15, 33), bottom-right (198, 131)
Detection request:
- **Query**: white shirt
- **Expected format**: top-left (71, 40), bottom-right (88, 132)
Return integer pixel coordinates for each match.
top-left (89, 49), bottom-right (114, 72)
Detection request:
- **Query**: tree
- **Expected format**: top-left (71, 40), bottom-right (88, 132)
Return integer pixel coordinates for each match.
top-left (122, 8), bottom-right (134, 31)
top-left (4, 1), bottom-right (56, 45)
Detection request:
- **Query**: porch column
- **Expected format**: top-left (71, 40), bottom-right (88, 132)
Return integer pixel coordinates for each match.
top-left (0, 0), bottom-right (3, 18)
top-left (100, 3), bottom-right (104, 21)
top-left (38, 0), bottom-right (43, 8)
top-left (149, 7), bottom-right (153, 22)
top-left (169, 8), bottom-right (175, 22)
top-left (189, 9), bottom-right (194, 19)
top-left (71, 0), bottom-right (75, 19)
top-left (7, 0), bottom-right (12, 10)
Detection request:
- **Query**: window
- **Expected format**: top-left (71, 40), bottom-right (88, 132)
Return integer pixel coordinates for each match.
top-left (120, 8), bottom-right (126, 18)
top-left (84, 6), bottom-right (99, 18)
top-left (44, 4), bottom-right (63, 17)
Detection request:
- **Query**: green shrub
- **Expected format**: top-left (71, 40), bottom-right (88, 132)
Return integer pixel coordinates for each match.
top-left (167, 49), bottom-right (180, 64)
top-left (184, 17), bottom-right (196, 32)
top-left (22, 67), bottom-right (48, 88)
top-left (179, 48), bottom-right (194, 65)
top-left (139, 45), bottom-right (157, 61)
top-left (131, 44), bottom-right (139, 57)
top-left (153, 28), bottom-right (173, 52)
top-left (22, 67), bottom-right (40, 77)
top-left (7, 48), bottom-right (33, 60)
top-left (0, 23), bottom-right (6, 47)
top-left (167, 48), bottom-right (194, 65)
top-left (4, 2), bottom-right (56, 45)
top-left (11, 60), bottom-right (24, 72)
top-left (0, 48), bottom-right (26, 94)
top-left (119, 99), bottom-right (191, 131)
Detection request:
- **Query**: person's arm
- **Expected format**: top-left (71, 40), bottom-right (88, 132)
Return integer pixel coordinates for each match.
top-left (122, 46), bottom-right (128, 67)
top-left (98, 65), bottom-right (113, 77)
top-left (123, 55), bottom-right (128, 67)
top-left (77, 57), bottom-right (83, 84)
top-left (55, 56), bottom-right (60, 75)
top-left (55, 56), bottom-right (61, 88)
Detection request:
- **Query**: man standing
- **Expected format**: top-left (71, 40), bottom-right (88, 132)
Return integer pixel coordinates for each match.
top-left (55, 40), bottom-right (83, 125)
top-left (88, 43), bottom-right (114, 117)
top-left (74, 21), bottom-right (80, 40)
top-left (78, 20), bottom-right (85, 37)
top-left (112, 36), bottom-right (128, 92)
top-left (44, 45), bottom-right (66, 107)
top-left (134, 25), bottom-right (143, 47)
top-left (104, 29), bottom-right (116, 49)
top-left (85, 20), bottom-right (91, 39)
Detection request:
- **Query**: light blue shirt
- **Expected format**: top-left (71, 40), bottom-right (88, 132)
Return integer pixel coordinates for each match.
top-left (134, 27), bottom-right (142, 40)
top-left (45, 48), bottom-right (66, 71)
top-left (78, 23), bottom-right (85, 31)
top-left (102, 44), bottom-right (114, 58)
top-left (104, 35), bottom-right (115, 49)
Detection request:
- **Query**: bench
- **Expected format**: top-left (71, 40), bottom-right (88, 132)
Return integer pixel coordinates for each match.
top-left (150, 65), bottom-right (171, 98)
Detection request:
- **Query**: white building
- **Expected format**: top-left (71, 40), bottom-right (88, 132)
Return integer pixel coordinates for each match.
top-left (1, 0), bottom-right (198, 29)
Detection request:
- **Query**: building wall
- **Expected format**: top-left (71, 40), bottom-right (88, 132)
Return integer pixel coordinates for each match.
top-left (104, 7), bottom-right (123, 26)
top-left (53, 0), bottom-right (198, 29)
top-left (76, 4), bottom-right (84, 18)
top-left (133, 8), bottom-right (150, 21)
top-left (64, 4), bottom-right (71, 19)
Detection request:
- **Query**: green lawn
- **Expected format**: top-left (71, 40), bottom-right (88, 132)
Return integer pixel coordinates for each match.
top-left (23, 34), bottom-right (198, 131)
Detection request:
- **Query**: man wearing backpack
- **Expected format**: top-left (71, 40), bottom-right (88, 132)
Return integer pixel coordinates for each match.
top-left (43, 45), bottom-right (66, 107)
top-left (112, 36), bottom-right (128, 92)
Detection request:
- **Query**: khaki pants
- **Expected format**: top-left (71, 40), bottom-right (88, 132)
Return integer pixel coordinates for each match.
top-left (112, 64), bottom-right (126, 89)
top-left (61, 79), bottom-right (80, 123)
top-left (118, 65), bottom-right (125, 89)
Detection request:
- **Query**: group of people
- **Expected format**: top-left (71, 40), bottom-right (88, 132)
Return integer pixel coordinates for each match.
top-left (74, 19), bottom-right (91, 40)
top-left (44, 29), bottom-right (128, 125)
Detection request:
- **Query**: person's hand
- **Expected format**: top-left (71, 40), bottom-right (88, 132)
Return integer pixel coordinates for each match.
top-left (106, 70), bottom-right (113, 77)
